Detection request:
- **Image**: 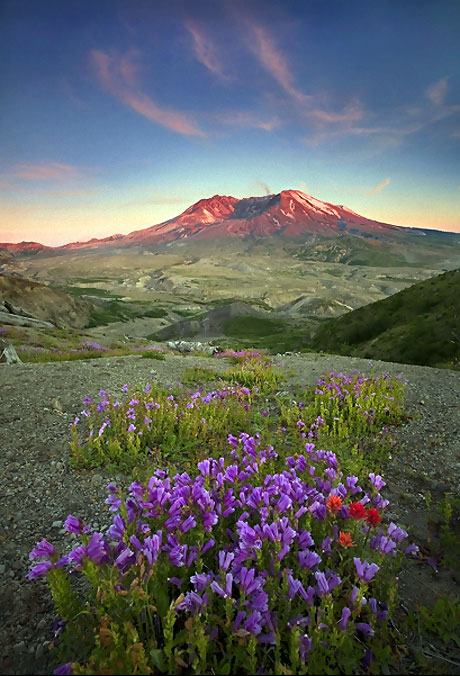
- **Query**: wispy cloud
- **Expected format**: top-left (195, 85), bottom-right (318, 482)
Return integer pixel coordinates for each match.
top-left (90, 49), bottom-right (205, 137)
top-left (426, 77), bottom-right (449, 106)
top-left (11, 162), bottom-right (89, 182)
top-left (185, 20), bottom-right (229, 80)
top-left (213, 110), bottom-right (281, 131)
top-left (248, 24), bottom-right (311, 106)
top-left (304, 95), bottom-right (460, 148)
top-left (366, 178), bottom-right (391, 195)
top-left (245, 22), bottom-right (365, 129)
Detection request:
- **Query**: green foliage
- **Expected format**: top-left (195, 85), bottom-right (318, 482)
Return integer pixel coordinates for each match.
top-left (140, 350), bottom-right (166, 360)
top-left (142, 308), bottom-right (168, 318)
top-left (403, 596), bottom-right (460, 673)
top-left (415, 597), bottom-right (460, 647)
top-left (222, 315), bottom-right (285, 338)
top-left (70, 381), bottom-right (254, 474)
top-left (173, 308), bottom-right (203, 317)
top-left (222, 356), bottom-right (284, 393)
top-left (312, 269), bottom-right (460, 368)
top-left (181, 365), bottom-right (220, 385)
top-left (278, 370), bottom-right (406, 476)
top-left (60, 286), bottom-right (123, 299)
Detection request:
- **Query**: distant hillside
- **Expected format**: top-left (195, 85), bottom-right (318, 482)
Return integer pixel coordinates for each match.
top-left (311, 269), bottom-right (460, 368)
top-left (0, 274), bottom-right (95, 329)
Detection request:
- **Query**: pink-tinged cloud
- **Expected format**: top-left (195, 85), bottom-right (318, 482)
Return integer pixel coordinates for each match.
top-left (248, 25), bottom-right (311, 105)
top-left (13, 162), bottom-right (87, 182)
top-left (426, 77), bottom-right (449, 105)
top-left (185, 20), bottom-right (229, 80)
top-left (246, 23), bottom-right (365, 128)
top-left (309, 102), bottom-right (364, 125)
top-left (366, 178), bottom-right (391, 195)
top-left (215, 110), bottom-right (281, 131)
top-left (121, 91), bottom-right (206, 137)
top-left (90, 49), bottom-right (205, 137)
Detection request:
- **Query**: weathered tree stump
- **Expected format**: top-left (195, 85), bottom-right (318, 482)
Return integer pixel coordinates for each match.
top-left (0, 343), bottom-right (22, 364)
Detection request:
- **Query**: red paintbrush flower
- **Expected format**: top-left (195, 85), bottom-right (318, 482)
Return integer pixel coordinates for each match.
top-left (326, 494), bottom-right (343, 515)
top-left (338, 531), bottom-right (355, 547)
top-left (366, 508), bottom-right (382, 527)
top-left (349, 502), bottom-right (366, 519)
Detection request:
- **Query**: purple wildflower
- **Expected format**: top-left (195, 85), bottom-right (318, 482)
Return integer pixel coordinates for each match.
top-left (369, 473), bottom-right (386, 491)
top-left (315, 571), bottom-right (330, 596)
top-left (387, 522), bottom-right (408, 543)
top-left (356, 622), bottom-right (375, 637)
top-left (299, 635), bottom-right (312, 661)
top-left (353, 557), bottom-right (379, 583)
top-left (218, 550), bottom-right (234, 572)
top-left (180, 515), bottom-right (197, 533)
top-left (29, 539), bottom-right (55, 560)
top-left (53, 664), bottom-right (73, 675)
top-left (65, 515), bottom-right (85, 535)
top-left (299, 550), bottom-right (321, 569)
top-left (86, 533), bottom-right (108, 565)
top-left (339, 606), bottom-right (351, 630)
top-left (211, 580), bottom-right (227, 598)
top-left (27, 560), bottom-right (53, 579)
top-left (244, 611), bottom-right (263, 635)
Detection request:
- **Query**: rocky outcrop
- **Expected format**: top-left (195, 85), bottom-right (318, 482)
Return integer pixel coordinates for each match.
top-left (0, 309), bottom-right (54, 329)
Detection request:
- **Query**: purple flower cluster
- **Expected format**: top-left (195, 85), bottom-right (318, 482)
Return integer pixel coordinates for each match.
top-left (30, 433), bottom-right (417, 671)
top-left (80, 341), bottom-right (106, 351)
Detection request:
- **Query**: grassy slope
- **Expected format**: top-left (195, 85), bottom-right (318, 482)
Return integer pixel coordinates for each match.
top-left (311, 269), bottom-right (460, 367)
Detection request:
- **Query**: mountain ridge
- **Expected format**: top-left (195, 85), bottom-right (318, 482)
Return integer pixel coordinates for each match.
top-left (2, 189), bottom-right (458, 253)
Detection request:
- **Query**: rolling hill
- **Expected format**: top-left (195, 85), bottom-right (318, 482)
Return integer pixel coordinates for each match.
top-left (311, 269), bottom-right (460, 368)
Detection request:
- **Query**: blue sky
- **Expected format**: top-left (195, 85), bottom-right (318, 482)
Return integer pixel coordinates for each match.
top-left (1, 0), bottom-right (459, 245)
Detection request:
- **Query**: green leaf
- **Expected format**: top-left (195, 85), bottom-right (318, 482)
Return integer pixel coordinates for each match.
top-left (150, 648), bottom-right (166, 671)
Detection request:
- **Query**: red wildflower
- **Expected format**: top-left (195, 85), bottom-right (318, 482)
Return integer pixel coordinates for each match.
top-left (338, 531), bottom-right (355, 548)
top-left (366, 508), bottom-right (382, 527)
top-left (326, 494), bottom-right (343, 515)
top-left (349, 502), bottom-right (366, 519)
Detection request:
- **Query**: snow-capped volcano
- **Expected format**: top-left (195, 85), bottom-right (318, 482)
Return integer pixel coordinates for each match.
top-left (119, 189), bottom-right (400, 246)
top-left (3, 188), bottom-right (453, 255)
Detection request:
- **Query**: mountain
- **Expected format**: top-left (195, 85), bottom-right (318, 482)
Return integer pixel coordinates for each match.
top-left (0, 241), bottom-right (52, 256)
top-left (100, 189), bottom-right (416, 245)
top-left (310, 268), bottom-right (460, 368)
top-left (2, 189), bottom-right (459, 255)
top-left (1, 189), bottom-right (458, 335)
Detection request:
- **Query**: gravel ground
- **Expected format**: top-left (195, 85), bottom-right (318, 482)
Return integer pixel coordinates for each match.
top-left (0, 352), bottom-right (459, 675)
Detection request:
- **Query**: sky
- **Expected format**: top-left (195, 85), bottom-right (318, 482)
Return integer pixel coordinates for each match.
top-left (1, 0), bottom-right (459, 246)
